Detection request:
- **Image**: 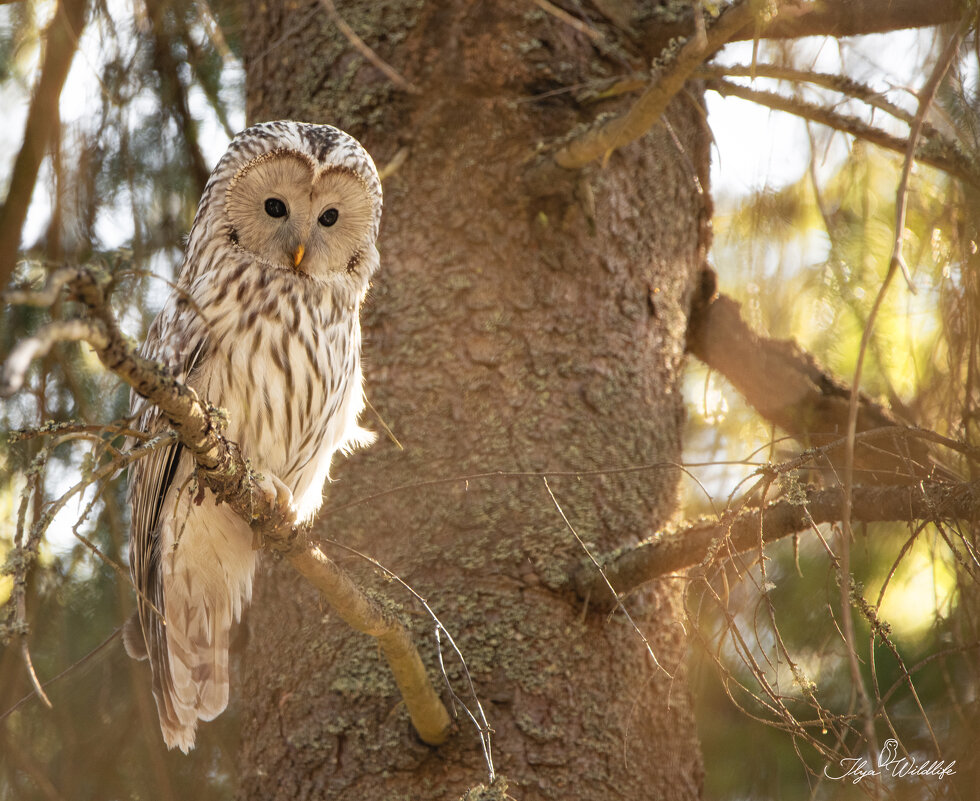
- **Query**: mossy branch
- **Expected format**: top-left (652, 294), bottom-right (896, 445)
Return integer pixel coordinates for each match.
top-left (576, 478), bottom-right (980, 600)
top-left (551, 0), bottom-right (758, 169)
top-left (1, 266), bottom-right (452, 746)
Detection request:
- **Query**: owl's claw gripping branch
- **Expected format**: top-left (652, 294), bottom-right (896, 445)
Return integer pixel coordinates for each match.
top-left (1, 264), bottom-right (452, 747)
top-left (248, 470), bottom-right (300, 550)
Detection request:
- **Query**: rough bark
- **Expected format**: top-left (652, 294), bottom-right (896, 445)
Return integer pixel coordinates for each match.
top-left (238, 1), bottom-right (708, 798)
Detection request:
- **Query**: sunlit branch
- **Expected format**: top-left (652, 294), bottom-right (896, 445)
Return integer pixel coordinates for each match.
top-left (685, 275), bottom-right (949, 483)
top-left (576, 478), bottom-right (980, 600)
top-left (640, 0), bottom-right (967, 56)
top-left (696, 64), bottom-right (921, 128)
top-left (705, 78), bottom-right (980, 186)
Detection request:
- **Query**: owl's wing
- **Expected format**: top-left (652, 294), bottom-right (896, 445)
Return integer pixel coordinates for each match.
top-left (125, 299), bottom-right (209, 678)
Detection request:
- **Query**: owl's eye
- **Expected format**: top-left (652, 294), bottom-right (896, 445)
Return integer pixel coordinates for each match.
top-left (318, 208), bottom-right (339, 227)
top-left (264, 198), bottom-right (288, 218)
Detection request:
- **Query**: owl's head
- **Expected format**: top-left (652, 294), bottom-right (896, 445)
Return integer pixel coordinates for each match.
top-left (192, 121), bottom-right (382, 281)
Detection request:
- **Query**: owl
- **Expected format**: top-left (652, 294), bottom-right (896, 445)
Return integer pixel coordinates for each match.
top-left (123, 121), bottom-right (382, 752)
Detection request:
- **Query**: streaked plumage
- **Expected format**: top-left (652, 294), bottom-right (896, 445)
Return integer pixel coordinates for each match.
top-left (125, 121), bottom-right (381, 752)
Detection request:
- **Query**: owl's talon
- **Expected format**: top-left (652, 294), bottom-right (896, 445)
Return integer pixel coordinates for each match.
top-left (252, 472), bottom-right (297, 549)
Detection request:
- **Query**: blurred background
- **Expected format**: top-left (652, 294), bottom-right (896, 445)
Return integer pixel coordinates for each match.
top-left (1, 1), bottom-right (978, 798)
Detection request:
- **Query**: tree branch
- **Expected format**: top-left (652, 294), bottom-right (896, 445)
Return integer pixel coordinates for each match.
top-left (696, 63), bottom-right (920, 128)
top-left (686, 272), bottom-right (947, 484)
top-left (577, 478), bottom-right (980, 599)
top-left (552, 0), bottom-right (758, 169)
top-left (0, 267), bottom-right (452, 746)
top-left (738, 0), bottom-right (968, 40)
top-left (705, 77), bottom-right (979, 186)
top-left (548, 0), bottom-right (978, 177)
top-left (641, 0), bottom-right (968, 57)
top-left (0, 0), bottom-right (88, 292)
top-left (0, 319), bottom-right (107, 396)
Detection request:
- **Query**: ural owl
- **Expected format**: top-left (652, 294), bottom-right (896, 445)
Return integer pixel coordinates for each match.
top-left (124, 121), bottom-right (381, 752)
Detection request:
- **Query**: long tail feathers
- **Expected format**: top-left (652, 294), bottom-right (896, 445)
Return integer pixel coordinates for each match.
top-left (155, 582), bottom-right (233, 752)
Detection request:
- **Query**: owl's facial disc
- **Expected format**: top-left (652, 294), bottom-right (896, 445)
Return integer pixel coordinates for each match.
top-left (301, 167), bottom-right (376, 276)
top-left (224, 152), bottom-right (315, 272)
top-left (225, 153), bottom-right (375, 278)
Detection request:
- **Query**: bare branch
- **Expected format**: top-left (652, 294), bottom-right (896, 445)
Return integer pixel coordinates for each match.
top-left (1, 266), bottom-right (452, 745)
top-left (577, 478), bottom-right (980, 599)
top-left (641, 0), bottom-right (968, 56)
top-left (0, 319), bottom-right (107, 396)
top-left (705, 77), bottom-right (980, 186)
top-left (696, 63), bottom-right (919, 128)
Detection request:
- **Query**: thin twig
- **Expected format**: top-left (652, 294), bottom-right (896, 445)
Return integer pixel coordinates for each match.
top-left (7, 453), bottom-right (52, 708)
top-left (319, 0), bottom-right (420, 94)
top-left (836, 17), bottom-right (969, 759)
top-left (0, 628), bottom-right (122, 724)
top-left (543, 477), bottom-right (669, 676)
top-left (532, 0), bottom-right (603, 41)
top-left (886, 16), bottom-right (969, 290)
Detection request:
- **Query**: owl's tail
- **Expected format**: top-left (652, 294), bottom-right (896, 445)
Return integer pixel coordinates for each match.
top-left (149, 533), bottom-right (254, 754)
top-left (157, 577), bottom-right (234, 753)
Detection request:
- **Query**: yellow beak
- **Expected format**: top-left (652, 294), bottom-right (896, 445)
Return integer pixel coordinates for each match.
top-left (293, 244), bottom-right (305, 268)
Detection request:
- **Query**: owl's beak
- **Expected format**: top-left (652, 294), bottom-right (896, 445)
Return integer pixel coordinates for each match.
top-left (293, 244), bottom-right (306, 268)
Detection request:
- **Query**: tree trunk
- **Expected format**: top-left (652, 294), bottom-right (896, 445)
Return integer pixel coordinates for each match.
top-left (238, 3), bottom-right (708, 798)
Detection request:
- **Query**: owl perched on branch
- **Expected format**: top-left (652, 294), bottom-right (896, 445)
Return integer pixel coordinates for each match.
top-left (124, 121), bottom-right (382, 752)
